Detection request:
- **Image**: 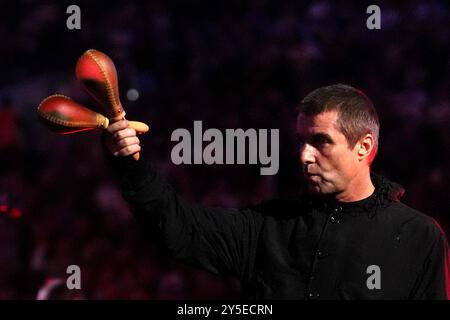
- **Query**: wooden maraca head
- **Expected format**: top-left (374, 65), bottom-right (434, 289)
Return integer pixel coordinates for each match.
top-left (37, 94), bottom-right (109, 134)
top-left (75, 49), bottom-right (125, 121)
top-left (37, 94), bottom-right (149, 136)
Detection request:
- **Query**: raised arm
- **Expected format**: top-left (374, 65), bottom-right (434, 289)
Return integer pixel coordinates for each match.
top-left (103, 120), bottom-right (263, 280)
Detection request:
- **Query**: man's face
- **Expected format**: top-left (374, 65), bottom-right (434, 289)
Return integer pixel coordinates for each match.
top-left (296, 110), bottom-right (360, 196)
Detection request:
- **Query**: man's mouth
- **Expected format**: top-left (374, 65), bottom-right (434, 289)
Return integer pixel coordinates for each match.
top-left (304, 173), bottom-right (320, 181)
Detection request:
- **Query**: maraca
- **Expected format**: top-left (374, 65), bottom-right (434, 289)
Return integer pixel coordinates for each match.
top-left (37, 94), bottom-right (149, 135)
top-left (38, 49), bottom-right (148, 160)
top-left (76, 49), bottom-right (145, 159)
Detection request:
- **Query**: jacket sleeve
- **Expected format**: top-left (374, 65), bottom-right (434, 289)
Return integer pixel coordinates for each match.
top-left (105, 152), bottom-right (263, 280)
top-left (409, 220), bottom-right (450, 300)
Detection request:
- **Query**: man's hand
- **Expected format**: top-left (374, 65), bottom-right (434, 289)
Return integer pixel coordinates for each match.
top-left (105, 120), bottom-right (141, 157)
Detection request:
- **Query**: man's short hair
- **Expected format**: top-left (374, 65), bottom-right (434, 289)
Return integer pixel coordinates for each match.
top-left (298, 84), bottom-right (380, 161)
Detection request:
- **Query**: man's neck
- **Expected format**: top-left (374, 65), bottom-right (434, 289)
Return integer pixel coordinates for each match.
top-left (335, 171), bottom-right (375, 203)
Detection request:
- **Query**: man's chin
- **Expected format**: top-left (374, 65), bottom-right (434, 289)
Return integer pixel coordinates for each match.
top-left (306, 181), bottom-right (334, 195)
top-left (306, 182), bottom-right (322, 194)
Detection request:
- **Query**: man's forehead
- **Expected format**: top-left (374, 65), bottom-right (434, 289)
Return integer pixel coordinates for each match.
top-left (296, 110), bottom-right (340, 134)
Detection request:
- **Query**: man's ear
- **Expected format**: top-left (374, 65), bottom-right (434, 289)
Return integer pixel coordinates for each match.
top-left (357, 134), bottom-right (375, 162)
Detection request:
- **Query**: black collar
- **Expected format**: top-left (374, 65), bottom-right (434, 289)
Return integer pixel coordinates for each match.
top-left (305, 172), bottom-right (404, 217)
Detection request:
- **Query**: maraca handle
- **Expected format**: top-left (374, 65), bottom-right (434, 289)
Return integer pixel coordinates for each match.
top-left (128, 121), bottom-right (149, 134)
top-left (125, 120), bottom-right (149, 161)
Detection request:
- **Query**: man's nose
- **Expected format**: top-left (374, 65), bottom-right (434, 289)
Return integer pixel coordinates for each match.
top-left (299, 143), bottom-right (316, 165)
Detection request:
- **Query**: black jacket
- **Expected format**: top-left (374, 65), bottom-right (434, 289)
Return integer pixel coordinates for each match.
top-left (108, 155), bottom-right (450, 300)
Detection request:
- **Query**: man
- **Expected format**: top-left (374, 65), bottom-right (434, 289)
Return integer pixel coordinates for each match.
top-left (104, 84), bottom-right (450, 299)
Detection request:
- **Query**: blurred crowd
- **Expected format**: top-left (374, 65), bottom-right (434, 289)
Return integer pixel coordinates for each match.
top-left (0, 0), bottom-right (449, 299)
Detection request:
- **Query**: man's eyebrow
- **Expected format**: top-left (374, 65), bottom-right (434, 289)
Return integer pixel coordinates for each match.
top-left (296, 132), bottom-right (334, 142)
top-left (312, 132), bottom-right (334, 142)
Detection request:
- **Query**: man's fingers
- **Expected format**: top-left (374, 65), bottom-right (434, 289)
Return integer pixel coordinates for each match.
top-left (116, 136), bottom-right (140, 148)
top-left (104, 120), bottom-right (142, 157)
top-left (113, 145), bottom-right (141, 157)
top-left (106, 120), bottom-right (128, 135)
top-left (113, 127), bottom-right (137, 140)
